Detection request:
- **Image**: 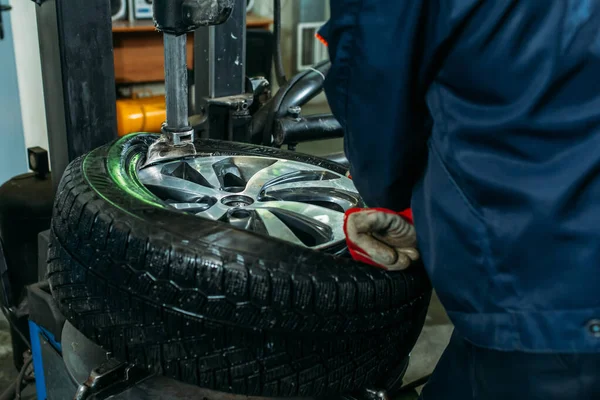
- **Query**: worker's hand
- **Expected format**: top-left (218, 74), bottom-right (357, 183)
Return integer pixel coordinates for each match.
top-left (344, 208), bottom-right (419, 271)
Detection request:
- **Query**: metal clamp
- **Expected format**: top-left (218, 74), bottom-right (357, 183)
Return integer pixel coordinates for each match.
top-left (162, 126), bottom-right (195, 146)
top-left (73, 358), bottom-right (149, 400)
top-left (143, 132), bottom-right (197, 168)
top-left (153, 0), bottom-right (234, 35)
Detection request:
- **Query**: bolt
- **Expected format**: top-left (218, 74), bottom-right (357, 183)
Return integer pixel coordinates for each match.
top-left (287, 106), bottom-right (301, 119)
top-left (377, 390), bottom-right (390, 400)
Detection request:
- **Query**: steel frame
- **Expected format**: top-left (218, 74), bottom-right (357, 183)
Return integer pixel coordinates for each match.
top-left (34, 0), bottom-right (118, 188)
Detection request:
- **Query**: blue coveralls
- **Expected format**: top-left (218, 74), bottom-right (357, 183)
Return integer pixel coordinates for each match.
top-left (321, 1), bottom-right (600, 398)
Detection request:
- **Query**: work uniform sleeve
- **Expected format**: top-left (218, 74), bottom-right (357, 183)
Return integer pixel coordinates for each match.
top-left (321, 0), bottom-right (431, 210)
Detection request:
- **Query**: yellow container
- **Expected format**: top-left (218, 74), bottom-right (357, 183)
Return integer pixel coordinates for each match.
top-left (116, 96), bottom-right (166, 136)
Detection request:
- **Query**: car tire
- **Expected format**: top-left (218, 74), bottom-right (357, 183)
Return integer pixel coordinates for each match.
top-left (47, 134), bottom-right (431, 397)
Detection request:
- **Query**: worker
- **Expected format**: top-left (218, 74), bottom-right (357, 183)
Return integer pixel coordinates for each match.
top-left (320, 1), bottom-right (600, 398)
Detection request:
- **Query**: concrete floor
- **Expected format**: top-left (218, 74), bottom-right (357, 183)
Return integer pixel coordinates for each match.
top-left (403, 293), bottom-right (453, 394)
top-left (0, 99), bottom-right (454, 396)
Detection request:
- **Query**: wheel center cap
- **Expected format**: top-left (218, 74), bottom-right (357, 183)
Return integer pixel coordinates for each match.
top-left (221, 195), bottom-right (254, 208)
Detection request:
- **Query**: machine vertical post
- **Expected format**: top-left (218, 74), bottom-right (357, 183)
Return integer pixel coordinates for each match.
top-left (163, 33), bottom-right (193, 143)
top-left (34, 0), bottom-right (118, 188)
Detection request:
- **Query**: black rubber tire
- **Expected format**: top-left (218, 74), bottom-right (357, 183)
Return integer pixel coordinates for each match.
top-left (47, 134), bottom-right (431, 397)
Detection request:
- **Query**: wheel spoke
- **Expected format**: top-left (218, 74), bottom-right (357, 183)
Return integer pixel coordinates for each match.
top-left (251, 201), bottom-right (345, 245)
top-left (244, 161), bottom-right (322, 196)
top-left (169, 202), bottom-right (213, 213)
top-left (196, 204), bottom-right (229, 221)
top-left (178, 159), bottom-right (222, 188)
top-left (262, 178), bottom-right (355, 193)
top-left (262, 187), bottom-right (360, 212)
top-left (138, 170), bottom-right (221, 202)
top-left (253, 209), bottom-right (305, 246)
top-left (261, 170), bottom-right (342, 191)
top-left (252, 200), bottom-right (343, 224)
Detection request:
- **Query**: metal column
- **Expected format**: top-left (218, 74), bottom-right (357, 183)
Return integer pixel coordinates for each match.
top-left (35, 0), bottom-right (118, 188)
top-left (194, 1), bottom-right (247, 121)
top-left (164, 34), bottom-right (190, 130)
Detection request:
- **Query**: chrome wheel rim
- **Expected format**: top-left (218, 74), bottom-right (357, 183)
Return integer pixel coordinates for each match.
top-left (138, 156), bottom-right (360, 251)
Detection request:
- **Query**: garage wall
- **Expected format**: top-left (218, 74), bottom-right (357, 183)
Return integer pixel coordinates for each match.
top-left (0, 0), bottom-right (27, 184)
top-left (9, 0), bottom-right (49, 156)
top-left (253, 0), bottom-right (329, 102)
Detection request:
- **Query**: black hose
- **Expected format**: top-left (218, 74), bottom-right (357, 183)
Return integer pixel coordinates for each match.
top-left (0, 356), bottom-right (34, 400)
top-left (15, 356), bottom-right (33, 400)
top-left (1, 305), bottom-right (31, 349)
top-left (273, 0), bottom-right (287, 86)
top-left (259, 59), bottom-right (330, 145)
top-left (262, 68), bottom-right (308, 144)
top-left (275, 114), bottom-right (344, 145)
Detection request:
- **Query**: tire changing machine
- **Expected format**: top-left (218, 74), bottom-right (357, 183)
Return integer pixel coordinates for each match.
top-left (0, 0), bottom-right (411, 399)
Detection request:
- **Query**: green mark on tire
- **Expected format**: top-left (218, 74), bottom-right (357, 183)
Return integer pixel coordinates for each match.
top-left (85, 133), bottom-right (166, 210)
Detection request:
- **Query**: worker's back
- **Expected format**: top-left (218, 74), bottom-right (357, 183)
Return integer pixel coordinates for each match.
top-left (321, 0), bottom-right (600, 353)
top-left (412, 0), bottom-right (600, 352)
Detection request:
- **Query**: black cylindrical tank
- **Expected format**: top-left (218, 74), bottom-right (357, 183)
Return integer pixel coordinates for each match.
top-left (0, 147), bottom-right (54, 369)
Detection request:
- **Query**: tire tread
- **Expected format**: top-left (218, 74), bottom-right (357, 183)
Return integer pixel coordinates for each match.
top-left (47, 138), bottom-right (431, 396)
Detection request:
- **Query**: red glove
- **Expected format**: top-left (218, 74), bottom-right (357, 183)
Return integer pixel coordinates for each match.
top-left (344, 208), bottom-right (418, 271)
